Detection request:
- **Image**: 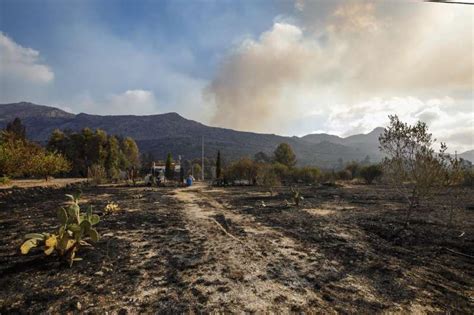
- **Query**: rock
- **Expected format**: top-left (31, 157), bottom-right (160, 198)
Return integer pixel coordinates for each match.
top-left (95, 271), bottom-right (104, 276)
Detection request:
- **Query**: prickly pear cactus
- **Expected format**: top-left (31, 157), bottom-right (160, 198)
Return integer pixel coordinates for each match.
top-left (291, 187), bottom-right (304, 207)
top-left (20, 192), bottom-right (101, 266)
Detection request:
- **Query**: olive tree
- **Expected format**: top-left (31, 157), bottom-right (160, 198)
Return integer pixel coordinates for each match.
top-left (274, 143), bottom-right (296, 168)
top-left (379, 115), bottom-right (446, 223)
top-left (32, 151), bottom-right (71, 181)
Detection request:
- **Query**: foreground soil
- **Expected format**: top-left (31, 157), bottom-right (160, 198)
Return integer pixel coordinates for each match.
top-left (0, 182), bottom-right (473, 313)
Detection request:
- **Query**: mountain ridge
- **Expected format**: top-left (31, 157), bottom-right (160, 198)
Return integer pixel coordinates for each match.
top-left (2, 102), bottom-right (470, 166)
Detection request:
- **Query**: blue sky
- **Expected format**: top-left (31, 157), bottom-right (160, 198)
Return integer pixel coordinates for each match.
top-left (0, 0), bottom-right (472, 152)
top-left (0, 0), bottom-right (287, 115)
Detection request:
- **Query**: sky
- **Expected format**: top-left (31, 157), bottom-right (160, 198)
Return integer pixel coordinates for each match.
top-left (0, 0), bottom-right (473, 152)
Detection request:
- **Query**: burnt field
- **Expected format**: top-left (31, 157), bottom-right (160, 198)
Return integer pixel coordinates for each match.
top-left (0, 183), bottom-right (473, 313)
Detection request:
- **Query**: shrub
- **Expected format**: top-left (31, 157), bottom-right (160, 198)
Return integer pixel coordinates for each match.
top-left (258, 165), bottom-right (281, 196)
top-left (88, 164), bottom-right (106, 185)
top-left (291, 167), bottom-right (320, 184)
top-left (0, 176), bottom-right (10, 185)
top-left (345, 161), bottom-right (360, 179)
top-left (225, 158), bottom-right (260, 183)
top-left (336, 169), bottom-right (352, 181)
top-left (290, 187), bottom-right (304, 206)
top-left (320, 170), bottom-right (336, 184)
top-left (359, 164), bottom-right (383, 184)
top-left (20, 193), bottom-right (100, 266)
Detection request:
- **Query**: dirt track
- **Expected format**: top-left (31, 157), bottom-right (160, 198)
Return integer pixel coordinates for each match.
top-left (0, 183), bottom-right (473, 313)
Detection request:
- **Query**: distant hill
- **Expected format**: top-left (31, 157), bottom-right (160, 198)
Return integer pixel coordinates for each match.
top-left (301, 127), bottom-right (385, 160)
top-left (1, 102), bottom-right (387, 168)
top-left (459, 150), bottom-right (474, 163)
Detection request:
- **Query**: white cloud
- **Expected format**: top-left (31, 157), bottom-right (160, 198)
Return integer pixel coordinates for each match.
top-left (0, 32), bottom-right (54, 84)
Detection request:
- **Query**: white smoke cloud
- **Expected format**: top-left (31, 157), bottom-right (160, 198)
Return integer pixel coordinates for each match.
top-left (106, 90), bottom-right (157, 115)
top-left (207, 0), bottom-right (473, 151)
top-left (79, 89), bottom-right (158, 116)
top-left (0, 32), bottom-right (54, 84)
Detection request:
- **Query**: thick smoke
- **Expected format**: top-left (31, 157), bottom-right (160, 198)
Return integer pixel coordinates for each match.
top-left (207, 1), bottom-right (473, 139)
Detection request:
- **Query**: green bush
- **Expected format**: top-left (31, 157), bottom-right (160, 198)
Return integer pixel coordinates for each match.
top-left (336, 169), bottom-right (352, 181)
top-left (258, 165), bottom-right (281, 195)
top-left (359, 164), bottom-right (383, 184)
top-left (225, 158), bottom-right (260, 183)
top-left (291, 167), bottom-right (321, 184)
top-left (0, 176), bottom-right (11, 185)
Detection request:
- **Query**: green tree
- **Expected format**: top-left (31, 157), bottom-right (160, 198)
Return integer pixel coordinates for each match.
top-left (274, 143), bottom-right (296, 168)
top-left (66, 132), bottom-right (87, 176)
top-left (32, 151), bottom-right (71, 181)
top-left (216, 150), bottom-right (222, 179)
top-left (6, 118), bottom-right (26, 141)
top-left (165, 153), bottom-right (174, 180)
top-left (225, 158), bottom-right (260, 182)
top-left (192, 163), bottom-right (202, 180)
top-left (47, 129), bottom-right (67, 153)
top-left (47, 128), bottom-right (140, 178)
top-left (105, 136), bottom-right (121, 179)
top-left (121, 137), bottom-right (140, 169)
top-left (254, 151), bottom-right (271, 163)
top-left (140, 152), bottom-right (155, 174)
top-left (379, 115), bottom-right (447, 222)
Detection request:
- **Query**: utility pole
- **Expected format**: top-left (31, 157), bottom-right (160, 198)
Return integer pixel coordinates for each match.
top-left (201, 136), bottom-right (205, 181)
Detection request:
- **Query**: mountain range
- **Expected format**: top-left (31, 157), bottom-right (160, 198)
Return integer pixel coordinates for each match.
top-left (1, 102), bottom-right (471, 167)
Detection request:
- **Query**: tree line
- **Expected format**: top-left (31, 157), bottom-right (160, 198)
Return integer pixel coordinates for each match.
top-left (214, 142), bottom-right (384, 188)
top-left (0, 118), bottom-right (140, 182)
top-left (47, 128), bottom-right (140, 179)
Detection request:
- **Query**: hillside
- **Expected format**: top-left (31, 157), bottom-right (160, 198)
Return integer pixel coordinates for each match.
top-left (1, 102), bottom-right (386, 167)
top-left (459, 150), bottom-right (474, 163)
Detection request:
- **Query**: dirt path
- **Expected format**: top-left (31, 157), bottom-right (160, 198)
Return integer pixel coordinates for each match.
top-left (172, 185), bottom-right (474, 313)
top-left (172, 184), bottom-right (330, 312)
